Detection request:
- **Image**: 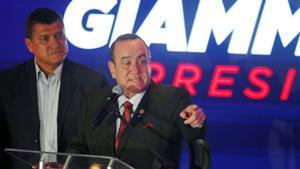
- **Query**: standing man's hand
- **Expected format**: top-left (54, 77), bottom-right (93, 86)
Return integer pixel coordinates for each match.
top-left (180, 104), bottom-right (206, 128)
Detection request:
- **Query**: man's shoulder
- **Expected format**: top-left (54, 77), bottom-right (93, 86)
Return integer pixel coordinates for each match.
top-left (86, 85), bottom-right (113, 103)
top-left (63, 59), bottom-right (107, 85)
top-left (89, 85), bottom-right (112, 96)
top-left (65, 60), bottom-right (100, 76)
top-left (150, 82), bottom-right (189, 96)
top-left (0, 60), bottom-right (32, 74)
top-left (0, 60), bottom-right (33, 84)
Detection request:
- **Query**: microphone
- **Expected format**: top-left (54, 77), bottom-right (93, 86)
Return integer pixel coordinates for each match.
top-left (90, 85), bottom-right (123, 129)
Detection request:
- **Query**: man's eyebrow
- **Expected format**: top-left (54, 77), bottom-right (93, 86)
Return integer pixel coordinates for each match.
top-left (120, 56), bottom-right (130, 61)
top-left (137, 53), bottom-right (147, 58)
top-left (56, 31), bottom-right (64, 35)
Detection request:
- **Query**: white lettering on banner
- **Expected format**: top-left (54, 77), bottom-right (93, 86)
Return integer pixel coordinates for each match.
top-left (187, 0), bottom-right (262, 54)
top-left (64, 0), bottom-right (117, 49)
top-left (136, 0), bottom-right (187, 51)
top-left (110, 0), bottom-right (141, 46)
top-left (251, 0), bottom-right (300, 56)
top-left (63, 0), bottom-right (300, 56)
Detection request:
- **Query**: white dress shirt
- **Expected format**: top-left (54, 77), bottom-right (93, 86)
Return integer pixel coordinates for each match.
top-left (35, 61), bottom-right (63, 162)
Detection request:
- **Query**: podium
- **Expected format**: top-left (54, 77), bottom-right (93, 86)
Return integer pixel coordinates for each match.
top-left (5, 148), bottom-right (135, 169)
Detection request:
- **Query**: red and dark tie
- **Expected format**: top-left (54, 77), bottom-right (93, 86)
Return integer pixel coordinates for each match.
top-left (115, 101), bottom-right (133, 151)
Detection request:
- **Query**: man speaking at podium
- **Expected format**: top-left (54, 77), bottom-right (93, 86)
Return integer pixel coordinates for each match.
top-left (67, 33), bottom-right (210, 169)
top-left (0, 9), bottom-right (207, 169)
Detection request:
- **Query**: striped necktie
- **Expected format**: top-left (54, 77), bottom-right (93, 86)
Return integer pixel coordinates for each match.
top-left (115, 101), bottom-right (133, 151)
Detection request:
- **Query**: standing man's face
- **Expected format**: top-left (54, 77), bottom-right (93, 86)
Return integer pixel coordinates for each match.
top-left (108, 39), bottom-right (151, 98)
top-left (25, 20), bottom-right (68, 74)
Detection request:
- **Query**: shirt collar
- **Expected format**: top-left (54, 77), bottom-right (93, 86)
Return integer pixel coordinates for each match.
top-left (118, 91), bottom-right (146, 112)
top-left (35, 59), bottom-right (63, 80)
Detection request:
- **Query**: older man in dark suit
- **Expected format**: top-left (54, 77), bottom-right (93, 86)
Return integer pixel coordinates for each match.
top-left (67, 33), bottom-right (210, 169)
top-left (0, 9), bottom-right (207, 169)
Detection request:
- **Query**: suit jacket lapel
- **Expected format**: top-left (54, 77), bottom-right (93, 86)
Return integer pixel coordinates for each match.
top-left (57, 60), bottom-right (76, 142)
top-left (93, 107), bottom-right (116, 156)
top-left (103, 112), bottom-right (117, 155)
top-left (25, 60), bottom-right (40, 143)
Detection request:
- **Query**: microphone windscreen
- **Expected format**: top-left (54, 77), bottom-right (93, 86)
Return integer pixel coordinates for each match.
top-left (112, 85), bottom-right (123, 95)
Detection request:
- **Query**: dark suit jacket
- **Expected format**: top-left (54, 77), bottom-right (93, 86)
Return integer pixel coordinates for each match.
top-left (0, 59), bottom-right (107, 169)
top-left (67, 82), bottom-right (207, 169)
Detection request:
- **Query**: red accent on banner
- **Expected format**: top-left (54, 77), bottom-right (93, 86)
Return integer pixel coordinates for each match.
top-left (243, 67), bottom-right (273, 100)
top-left (148, 61), bottom-right (297, 101)
top-left (151, 61), bottom-right (166, 83)
top-left (208, 65), bottom-right (240, 98)
top-left (280, 68), bottom-right (296, 101)
top-left (172, 63), bottom-right (202, 96)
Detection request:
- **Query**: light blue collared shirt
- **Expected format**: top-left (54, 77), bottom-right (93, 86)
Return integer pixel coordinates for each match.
top-left (35, 61), bottom-right (63, 162)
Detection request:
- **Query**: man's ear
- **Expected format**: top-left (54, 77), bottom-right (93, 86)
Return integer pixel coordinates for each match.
top-left (25, 38), bottom-right (33, 53)
top-left (108, 61), bottom-right (116, 79)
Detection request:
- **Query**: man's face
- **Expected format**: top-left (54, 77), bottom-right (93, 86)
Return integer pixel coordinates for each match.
top-left (25, 20), bottom-right (68, 73)
top-left (108, 39), bottom-right (151, 98)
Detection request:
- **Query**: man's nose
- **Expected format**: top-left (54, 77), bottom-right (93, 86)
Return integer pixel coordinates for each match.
top-left (129, 62), bottom-right (140, 72)
top-left (50, 37), bottom-right (61, 47)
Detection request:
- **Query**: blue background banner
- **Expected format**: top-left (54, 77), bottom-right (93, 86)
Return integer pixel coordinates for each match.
top-left (1, 0), bottom-right (299, 168)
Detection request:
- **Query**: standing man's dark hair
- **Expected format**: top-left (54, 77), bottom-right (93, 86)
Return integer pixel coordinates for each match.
top-left (25, 8), bottom-right (63, 39)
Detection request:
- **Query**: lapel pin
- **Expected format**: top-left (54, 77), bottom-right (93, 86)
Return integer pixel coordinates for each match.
top-left (137, 109), bottom-right (145, 118)
top-left (139, 109), bottom-right (145, 114)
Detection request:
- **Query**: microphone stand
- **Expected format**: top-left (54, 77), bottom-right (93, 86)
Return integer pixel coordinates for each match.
top-left (115, 111), bottom-right (174, 169)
